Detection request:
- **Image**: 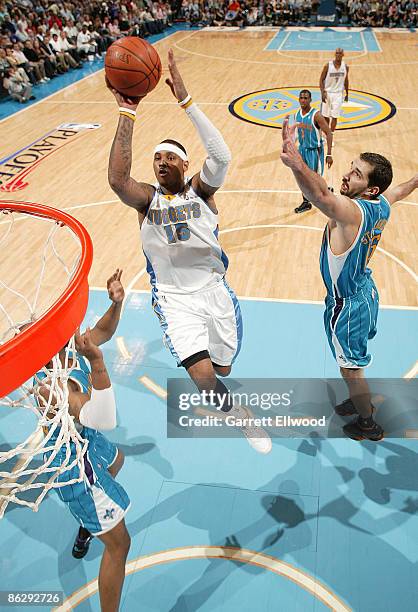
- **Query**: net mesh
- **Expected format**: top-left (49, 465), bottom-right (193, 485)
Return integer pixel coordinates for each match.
top-left (0, 207), bottom-right (88, 518)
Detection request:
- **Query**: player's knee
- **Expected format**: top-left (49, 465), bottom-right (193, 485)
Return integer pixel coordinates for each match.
top-left (213, 364), bottom-right (231, 377)
top-left (340, 366), bottom-right (361, 380)
top-left (120, 530), bottom-right (131, 557)
top-left (184, 352), bottom-right (217, 388)
top-left (108, 527), bottom-right (130, 558)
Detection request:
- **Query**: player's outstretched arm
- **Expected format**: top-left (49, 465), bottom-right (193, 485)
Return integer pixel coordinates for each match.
top-left (280, 117), bottom-right (360, 225)
top-left (89, 269), bottom-right (124, 346)
top-left (72, 329), bottom-right (117, 430)
top-left (382, 174), bottom-right (418, 205)
top-left (165, 49), bottom-right (231, 200)
top-left (37, 330), bottom-right (116, 430)
top-left (107, 79), bottom-right (155, 211)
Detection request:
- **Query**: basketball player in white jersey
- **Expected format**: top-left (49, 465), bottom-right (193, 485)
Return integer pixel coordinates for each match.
top-left (107, 49), bottom-right (271, 454)
top-left (320, 48), bottom-right (349, 133)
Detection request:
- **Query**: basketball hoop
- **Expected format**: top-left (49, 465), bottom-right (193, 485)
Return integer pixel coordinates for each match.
top-left (0, 200), bottom-right (93, 517)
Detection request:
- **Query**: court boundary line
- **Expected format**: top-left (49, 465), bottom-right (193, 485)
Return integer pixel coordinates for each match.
top-left (89, 286), bottom-right (418, 311)
top-left (57, 193), bottom-right (418, 214)
top-left (2, 191), bottom-right (416, 226)
top-left (174, 29), bottom-right (418, 67)
top-left (88, 217), bottom-right (418, 310)
top-left (38, 100), bottom-right (418, 112)
top-left (55, 545), bottom-right (352, 612)
top-left (277, 31), bottom-right (292, 52)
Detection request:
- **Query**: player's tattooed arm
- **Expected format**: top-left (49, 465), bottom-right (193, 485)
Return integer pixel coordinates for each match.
top-left (108, 115), bottom-right (154, 211)
top-left (382, 174), bottom-right (418, 205)
top-left (106, 77), bottom-right (154, 211)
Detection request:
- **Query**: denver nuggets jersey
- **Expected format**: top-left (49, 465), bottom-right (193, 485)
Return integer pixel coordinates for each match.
top-left (324, 61), bottom-right (347, 94)
top-left (141, 182), bottom-right (228, 294)
top-left (294, 108), bottom-right (322, 149)
top-left (320, 194), bottom-right (390, 298)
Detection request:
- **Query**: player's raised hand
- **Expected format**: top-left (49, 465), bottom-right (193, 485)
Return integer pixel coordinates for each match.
top-left (107, 268), bottom-right (125, 304)
top-left (281, 117), bottom-right (303, 170)
top-left (105, 76), bottom-right (143, 110)
top-left (165, 49), bottom-right (188, 102)
top-left (75, 328), bottom-right (103, 362)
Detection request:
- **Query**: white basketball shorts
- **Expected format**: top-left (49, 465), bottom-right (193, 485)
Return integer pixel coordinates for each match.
top-left (322, 92), bottom-right (344, 119)
top-left (151, 279), bottom-right (243, 367)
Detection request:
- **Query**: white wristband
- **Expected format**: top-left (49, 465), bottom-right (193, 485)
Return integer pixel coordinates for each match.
top-left (118, 106), bottom-right (136, 116)
top-left (178, 94), bottom-right (191, 107)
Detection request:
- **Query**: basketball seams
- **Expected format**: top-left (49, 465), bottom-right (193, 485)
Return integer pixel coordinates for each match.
top-left (105, 64), bottom-right (150, 75)
top-left (111, 40), bottom-right (156, 71)
top-left (105, 38), bottom-right (161, 96)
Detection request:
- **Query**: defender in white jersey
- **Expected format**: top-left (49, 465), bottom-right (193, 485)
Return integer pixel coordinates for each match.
top-left (281, 117), bottom-right (418, 441)
top-left (107, 49), bottom-right (271, 454)
top-left (320, 48), bottom-right (349, 133)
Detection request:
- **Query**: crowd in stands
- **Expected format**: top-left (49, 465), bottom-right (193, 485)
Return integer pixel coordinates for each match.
top-left (337, 0), bottom-right (418, 26)
top-left (1, 1), bottom-right (416, 102)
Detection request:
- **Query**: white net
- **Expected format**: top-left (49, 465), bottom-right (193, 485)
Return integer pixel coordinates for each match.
top-left (0, 206), bottom-right (89, 518)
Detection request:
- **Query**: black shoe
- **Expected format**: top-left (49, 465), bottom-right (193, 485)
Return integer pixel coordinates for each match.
top-left (294, 201), bottom-right (312, 213)
top-left (343, 417), bottom-right (384, 441)
top-left (335, 399), bottom-right (376, 417)
top-left (328, 186), bottom-right (334, 193)
top-left (72, 527), bottom-right (93, 559)
top-left (335, 398), bottom-right (357, 416)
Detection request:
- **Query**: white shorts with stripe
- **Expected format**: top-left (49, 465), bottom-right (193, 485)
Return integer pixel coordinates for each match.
top-left (322, 92), bottom-right (344, 119)
top-left (151, 279), bottom-right (243, 367)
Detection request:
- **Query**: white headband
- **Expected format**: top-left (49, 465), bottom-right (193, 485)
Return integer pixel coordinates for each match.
top-left (154, 143), bottom-right (188, 162)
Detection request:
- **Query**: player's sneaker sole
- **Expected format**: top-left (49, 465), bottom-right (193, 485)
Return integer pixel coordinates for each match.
top-left (232, 406), bottom-right (272, 454)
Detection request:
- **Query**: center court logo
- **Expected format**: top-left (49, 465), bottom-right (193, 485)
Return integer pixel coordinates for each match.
top-left (229, 87), bottom-right (396, 130)
top-left (0, 123), bottom-right (101, 192)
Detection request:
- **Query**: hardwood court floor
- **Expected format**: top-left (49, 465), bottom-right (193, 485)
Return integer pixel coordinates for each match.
top-left (1, 28), bottom-right (417, 309)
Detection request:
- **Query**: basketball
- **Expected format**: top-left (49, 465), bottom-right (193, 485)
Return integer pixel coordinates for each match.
top-left (105, 37), bottom-right (162, 98)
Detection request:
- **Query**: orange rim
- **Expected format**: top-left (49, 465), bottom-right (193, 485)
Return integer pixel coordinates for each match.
top-left (0, 200), bottom-right (93, 398)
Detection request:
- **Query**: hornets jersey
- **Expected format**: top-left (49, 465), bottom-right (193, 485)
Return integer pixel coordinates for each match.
top-left (295, 108), bottom-right (322, 150)
top-left (320, 194), bottom-right (391, 298)
top-left (141, 181), bottom-right (229, 294)
top-left (35, 353), bottom-right (114, 502)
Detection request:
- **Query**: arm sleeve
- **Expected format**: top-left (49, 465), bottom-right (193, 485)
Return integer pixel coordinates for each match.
top-left (78, 385), bottom-right (117, 431)
top-left (185, 103), bottom-right (231, 188)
